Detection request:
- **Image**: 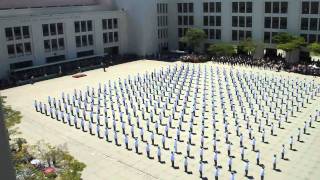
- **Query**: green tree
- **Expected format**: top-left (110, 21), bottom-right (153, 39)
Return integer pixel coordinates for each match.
top-left (207, 43), bottom-right (236, 56)
top-left (273, 33), bottom-right (306, 52)
top-left (180, 28), bottom-right (207, 53)
top-left (60, 153), bottom-right (86, 180)
top-left (238, 38), bottom-right (257, 55)
top-left (307, 42), bottom-right (320, 56)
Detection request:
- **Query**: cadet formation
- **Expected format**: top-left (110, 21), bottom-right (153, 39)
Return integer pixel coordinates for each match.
top-left (34, 63), bottom-right (320, 179)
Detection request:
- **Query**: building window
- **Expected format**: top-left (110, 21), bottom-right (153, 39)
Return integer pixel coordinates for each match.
top-left (246, 31), bottom-right (252, 39)
top-left (114, 32), bottom-right (119, 42)
top-left (16, 43), bottom-right (23, 55)
top-left (7, 44), bottom-right (15, 56)
top-left (273, 2), bottom-right (279, 13)
top-left (209, 2), bottom-right (215, 13)
top-left (209, 29), bottom-right (215, 39)
top-left (102, 19), bottom-right (107, 30)
top-left (309, 34), bottom-right (317, 43)
top-left (247, 2), bottom-right (252, 13)
top-left (51, 39), bottom-right (58, 51)
top-left (281, 2), bottom-right (288, 13)
top-left (87, 21), bottom-right (93, 31)
top-left (216, 2), bottom-right (221, 13)
top-left (75, 22), bottom-right (80, 33)
top-left (232, 30), bottom-right (238, 41)
top-left (280, 17), bottom-right (287, 29)
top-left (88, 34), bottom-right (94, 45)
top-left (189, 16), bottom-right (194, 25)
top-left (239, 30), bottom-right (245, 41)
top-left (246, 16), bottom-right (252, 27)
top-left (216, 16), bottom-right (221, 26)
top-left (109, 32), bottom-right (114, 43)
top-left (265, 2), bottom-right (272, 13)
top-left (24, 42), bottom-right (31, 54)
top-left (76, 36), bottom-right (81, 47)
top-left (189, 3), bottom-right (193, 13)
top-left (113, 19), bottom-right (118, 29)
top-left (210, 16), bottom-right (215, 26)
top-left (239, 2), bottom-right (246, 13)
top-left (265, 17), bottom-right (271, 28)
top-left (302, 2), bottom-right (310, 14)
top-left (232, 16), bottom-right (238, 27)
top-left (272, 17), bottom-right (279, 29)
top-left (264, 32), bottom-right (271, 43)
top-left (216, 29), bottom-right (221, 39)
top-left (44, 40), bottom-right (51, 52)
top-left (108, 19), bottom-right (113, 29)
top-left (14, 27), bottom-right (22, 40)
top-left (310, 18), bottom-right (318, 31)
top-left (22, 26), bottom-right (30, 39)
top-left (183, 3), bottom-right (188, 13)
top-left (311, 2), bottom-right (319, 14)
top-left (50, 24), bottom-right (56, 36)
top-left (203, 3), bottom-right (209, 13)
top-left (232, 2), bottom-right (238, 13)
top-left (301, 18), bottom-right (309, 30)
top-left (178, 3), bottom-right (182, 13)
top-left (82, 35), bottom-right (88, 46)
top-left (203, 16), bottom-right (208, 26)
top-left (5, 27), bottom-right (13, 41)
top-left (81, 21), bottom-right (87, 32)
top-left (239, 16), bottom-right (245, 27)
top-left (57, 23), bottom-right (63, 35)
top-left (58, 38), bottom-right (64, 50)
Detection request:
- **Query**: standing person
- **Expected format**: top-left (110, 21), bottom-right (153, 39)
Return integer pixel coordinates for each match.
top-left (214, 166), bottom-right (219, 180)
top-left (157, 146), bottom-right (161, 162)
top-left (124, 134), bottom-right (129, 149)
top-left (214, 151), bottom-right (218, 166)
top-left (256, 150), bottom-right (261, 165)
top-left (230, 171), bottom-right (235, 180)
top-left (184, 156), bottom-right (188, 172)
top-left (228, 157), bottom-right (232, 171)
top-left (252, 137), bottom-right (256, 151)
top-left (272, 154), bottom-right (277, 170)
top-left (199, 161), bottom-right (203, 178)
top-left (281, 144), bottom-right (285, 159)
top-left (146, 142), bottom-right (150, 158)
top-left (240, 146), bottom-right (245, 160)
top-left (260, 166), bottom-right (265, 180)
top-left (289, 136), bottom-right (293, 150)
top-left (171, 151), bottom-right (175, 167)
top-left (134, 138), bottom-right (139, 153)
top-left (244, 161), bottom-right (249, 177)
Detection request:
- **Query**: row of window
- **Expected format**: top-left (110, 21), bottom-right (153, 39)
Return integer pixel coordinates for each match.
top-left (178, 16), bottom-right (194, 26)
top-left (301, 33), bottom-right (320, 43)
top-left (75, 35), bottom-right (94, 48)
top-left (158, 42), bottom-right (169, 52)
top-left (265, 1), bottom-right (288, 14)
top-left (302, 1), bottom-right (320, 14)
top-left (158, 29), bottom-right (168, 39)
top-left (301, 18), bottom-right (320, 31)
top-left (42, 23), bottom-right (63, 37)
top-left (158, 16), bottom-right (168, 27)
top-left (232, 30), bottom-right (252, 41)
top-left (203, 2), bottom-right (222, 13)
top-left (7, 43), bottom-right (32, 57)
top-left (74, 20), bottom-right (93, 33)
top-left (5, 26), bottom-right (30, 41)
top-left (232, 2), bottom-right (253, 13)
top-left (103, 32), bottom-right (119, 44)
top-left (177, 3), bottom-right (194, 13)
top-left (157, 3), bottom-right (168, 14)
top-left (232, 16), bottom-right (252, 28)
top-left (44, 38), bottom-right (65, 52)
top-left (264, 17), bottom-right (287, 29)
top-left (203, 29), bottom-right (222, 40)
top-left (203, 16), bottom-right (222, 27)
top-left (102, 19), bottom-right (118, 30)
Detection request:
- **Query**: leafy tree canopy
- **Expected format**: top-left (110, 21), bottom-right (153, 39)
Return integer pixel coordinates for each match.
top-left (238, 38), bottom-right (257, 55)
top-left (180, 28), bottom-right (207, 52)
top-left (307, 42), bottom-right (320, 56)
top-left (207, 43), bottom-right (236, 56)
top-left (272, 33), bottom-right (306, 52)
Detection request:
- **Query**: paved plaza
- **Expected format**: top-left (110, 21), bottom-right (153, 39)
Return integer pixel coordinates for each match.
top-left (2, 60), bottom-right (320, 180)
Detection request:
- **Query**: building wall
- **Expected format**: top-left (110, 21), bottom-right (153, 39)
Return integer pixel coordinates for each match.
top-left (0, 7), bottom-right (126, 78)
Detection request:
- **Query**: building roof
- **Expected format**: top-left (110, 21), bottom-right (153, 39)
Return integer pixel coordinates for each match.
top-left (0, 0), bottom-right (98, 9)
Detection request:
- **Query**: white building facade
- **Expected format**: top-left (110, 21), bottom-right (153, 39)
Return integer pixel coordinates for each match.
top-left (0, 0), bottom-right (320, 79)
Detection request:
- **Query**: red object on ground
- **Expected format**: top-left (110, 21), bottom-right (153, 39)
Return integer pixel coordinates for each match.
top-left (72, 74), bottom-right (87, 78)
top-left (43, 167), bottom-right (56, 175)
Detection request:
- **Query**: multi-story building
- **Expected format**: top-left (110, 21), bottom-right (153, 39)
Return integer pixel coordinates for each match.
top-left (0, 0), bottom-right (319, 80)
